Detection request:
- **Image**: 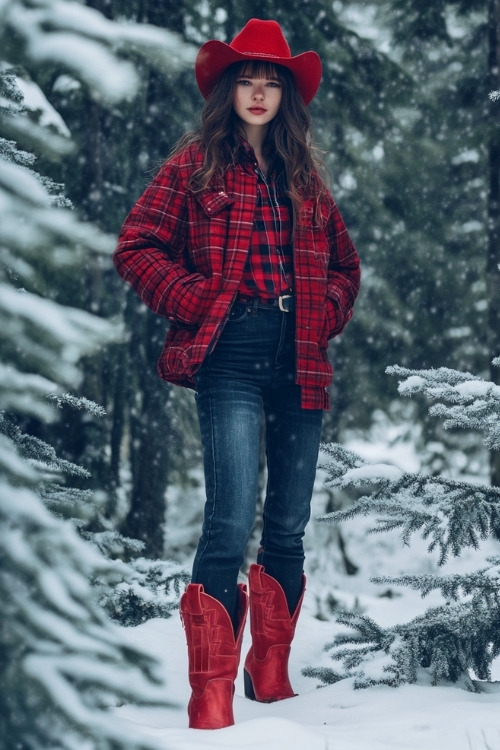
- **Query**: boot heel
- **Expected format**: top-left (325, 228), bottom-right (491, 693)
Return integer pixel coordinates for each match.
top-left (244, 668), bottom-right (256, 701)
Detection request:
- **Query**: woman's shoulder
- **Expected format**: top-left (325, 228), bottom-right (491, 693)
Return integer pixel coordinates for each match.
top-left (299, 170), bottom-right (333, 203)
top-left (149, 139), bottom-right (204, 191)
top-left (165, 139), bottom-right (204, 170)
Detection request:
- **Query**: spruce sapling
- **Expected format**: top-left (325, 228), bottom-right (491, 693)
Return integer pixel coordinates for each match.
top-left (306, 361), bottom-right (500, 691)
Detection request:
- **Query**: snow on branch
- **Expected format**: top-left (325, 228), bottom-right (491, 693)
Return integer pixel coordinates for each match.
top-left (387, 364), bottom-right (500, 450)
top-left (48, 392), bottom-right (106, 417)
top-left (0, 159), bottom-right (116, 256)
top-left (318, 443), bottom-right (500, 566)
top-left (373, 561), bottom-right (500, 605)
top-left (0, 283), bottom-right (120, 390)
top-left (318, 599), bottom-right (497, 690)
top-left (2, 0), bottom-right (196, 103)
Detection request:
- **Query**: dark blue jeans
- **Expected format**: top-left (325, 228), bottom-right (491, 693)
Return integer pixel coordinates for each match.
top-left (193, 301), bottom-right (323, 626)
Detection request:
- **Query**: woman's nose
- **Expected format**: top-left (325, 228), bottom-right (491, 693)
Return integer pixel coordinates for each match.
top-left (252, 87), bottom-right (264, 100)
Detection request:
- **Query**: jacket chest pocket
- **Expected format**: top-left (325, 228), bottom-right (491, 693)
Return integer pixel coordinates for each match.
top-left (187, 190), bottom-right (235, 273)
top-left (195, 189), bottom-right (234, 217)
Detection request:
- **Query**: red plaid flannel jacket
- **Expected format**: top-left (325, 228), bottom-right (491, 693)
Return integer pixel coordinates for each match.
top-left (114, 142), bottom-right (360, 410)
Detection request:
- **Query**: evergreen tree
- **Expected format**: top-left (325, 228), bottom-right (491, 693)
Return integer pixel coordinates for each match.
top-left (305, 360), bottom-right (500, 691)
top-left (1, 406), bottom-right (189, 629)
top-left (1, 0), bottom-right (199, 557)
top-left (31, 0), bottom-right (203, 554)
top-left (1, 448), bottom-right (173, 749)
top-left (0, 4), bottom-right (193, 746)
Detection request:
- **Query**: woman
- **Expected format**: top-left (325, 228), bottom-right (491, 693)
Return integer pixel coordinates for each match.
top-left (114, 18), bottom-right (360, 730)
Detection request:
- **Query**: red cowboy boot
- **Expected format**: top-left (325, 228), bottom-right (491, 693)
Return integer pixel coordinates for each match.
top-left (243, 563), bottom-right (305, 703)
top-left (180, 583), bottom-right (248, 729)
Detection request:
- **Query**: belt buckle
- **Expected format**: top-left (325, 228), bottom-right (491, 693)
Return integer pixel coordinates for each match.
top-left (278, 294), bottom-right (292, 312)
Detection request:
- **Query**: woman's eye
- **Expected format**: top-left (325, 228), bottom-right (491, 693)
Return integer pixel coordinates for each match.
top-left (237, 79), bottom-right (251, 85)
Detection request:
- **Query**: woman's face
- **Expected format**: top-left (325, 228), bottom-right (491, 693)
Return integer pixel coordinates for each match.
top-left (233, 64), bottom-right (282, 129)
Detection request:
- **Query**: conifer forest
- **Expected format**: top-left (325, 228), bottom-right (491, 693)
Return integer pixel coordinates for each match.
top-left (2, 1), bottom-right (500, 749)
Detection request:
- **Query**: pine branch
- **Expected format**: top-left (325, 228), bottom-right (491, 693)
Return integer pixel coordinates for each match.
top-left (94, 558), bottom-right (189, 626)
top-left (301, 665), bottom-right (346, 686)
top-left (0, 413), bottom-right (91, 480)
top-left (318, 598), bottom-right (499, 689)
top-left (48, 392), bottom-right (106, 417)
top-left (373, 562), bottom-right (500, 607)
top-left (387, 364), bottom-right (500, 450)
top-left (319, 445), bottom-right (500, 563)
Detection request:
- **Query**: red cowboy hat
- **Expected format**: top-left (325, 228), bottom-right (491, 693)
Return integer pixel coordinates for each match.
top-left (195, 19), bottom-right (322, 105)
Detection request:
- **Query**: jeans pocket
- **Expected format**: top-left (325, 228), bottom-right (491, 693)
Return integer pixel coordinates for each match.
top-left (228, 301), bottom-right (250, 323)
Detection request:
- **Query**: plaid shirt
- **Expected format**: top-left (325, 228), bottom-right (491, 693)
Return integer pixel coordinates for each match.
top-left (238, 142), bottom-right (293, 298)
top-left (114, 141), bottom-right (360, 410)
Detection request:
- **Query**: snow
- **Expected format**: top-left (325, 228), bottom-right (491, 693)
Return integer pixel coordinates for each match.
top-left (5, 0), bottom-right (196, 103)
top-left (342, 413), bottom-right (422, 473)
top-left (342, 463), bottom-right (404, 484)
top-left (29, 32), bottom-right (139, 101)
top-left (2, 285), bottom-right (111, 359)
top-left (397, 375), bottom-right (426, 396)
top-left (454, 380), bottom-right (500, 399)
top-left (15, 75), bottom-right (71, 136)
top-left (0, 157), bottom-right (50, 204)
top-left (452, 149), bottom-right (480, 165)
top-left (115, 592), bottom-right (500, 750)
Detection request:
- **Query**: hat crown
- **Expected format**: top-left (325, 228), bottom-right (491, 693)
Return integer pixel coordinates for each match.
top-left (195, 18), bottom-right (322, 105)
top-left (230, 19), bottom-right (292, 59)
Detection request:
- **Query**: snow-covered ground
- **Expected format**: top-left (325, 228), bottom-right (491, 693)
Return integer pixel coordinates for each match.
top-left (116, 584), bottom-right (500, 750)
top-left (115, 436), bottom-right (500, 750)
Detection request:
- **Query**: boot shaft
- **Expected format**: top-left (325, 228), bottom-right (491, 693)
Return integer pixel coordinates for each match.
top-left (181, 583), bottom-right (248, 674)
top-left (180, 583), bottom-right (248, 729)
top-left (244, 563), bottom-right (305, 702)
top-left (247, 564), bottom-right (305, 660)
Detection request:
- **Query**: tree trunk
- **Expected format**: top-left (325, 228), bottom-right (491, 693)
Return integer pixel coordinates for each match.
top-left (121, 297), bottom-right (172, 557)
top-left (488, 0), bottom-right (500, 485)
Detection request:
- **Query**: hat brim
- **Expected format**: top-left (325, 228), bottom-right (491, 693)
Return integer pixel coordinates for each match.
top-left (195, 40), bottom-right (322, 106)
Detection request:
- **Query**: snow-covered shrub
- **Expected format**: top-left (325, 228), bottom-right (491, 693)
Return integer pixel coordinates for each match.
top-left (95, 557), bottom-right (190, 627)
top-left (307, 363), bottom-right (500, 691)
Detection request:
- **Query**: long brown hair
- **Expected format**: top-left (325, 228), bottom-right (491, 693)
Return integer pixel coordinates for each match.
top-left (172, 61), bottom-right (326, 217)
